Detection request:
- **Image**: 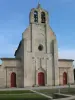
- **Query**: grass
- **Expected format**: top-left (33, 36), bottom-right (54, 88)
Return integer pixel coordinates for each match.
top-left (36, 88), bottom-right (75, 96)
top-left (60, 88), bottom-right (75, 95)
top-left (36, 88), bottom-right (58, 96)
top-left (0, 90), bottom-right (49, 100)
top-left (0, 90), bottom-right (33, 94)
top-left (0, 88), bottom-right (75, 100)
top-left (35, 88), bottom-right (75, 99)
top-left (0, 93), bottom-right (48, 100)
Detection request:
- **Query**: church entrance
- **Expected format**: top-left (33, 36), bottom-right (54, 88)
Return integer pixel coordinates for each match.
top-left (11, 72), bottom-right (16, 87)
top-left (38, 72), bottom-right (45, 86)
top-left (63, 72), bottom-right (67, 85)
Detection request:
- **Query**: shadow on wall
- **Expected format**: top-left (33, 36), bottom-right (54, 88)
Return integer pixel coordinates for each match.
top-left (74, 69), bottom-right (75, 81)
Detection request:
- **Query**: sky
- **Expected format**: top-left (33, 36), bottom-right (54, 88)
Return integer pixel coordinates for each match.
top-left (0, 0), bottom-right (75, 65)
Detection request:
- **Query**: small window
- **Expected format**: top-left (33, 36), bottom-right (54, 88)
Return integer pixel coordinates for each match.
top-left (34, 11), bottom-right (38, 22)
top-left (41, 12), bottom-right (46, 23)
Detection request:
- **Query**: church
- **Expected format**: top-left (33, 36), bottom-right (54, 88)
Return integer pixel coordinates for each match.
top-left (0, 4), bottom-right (74, 88)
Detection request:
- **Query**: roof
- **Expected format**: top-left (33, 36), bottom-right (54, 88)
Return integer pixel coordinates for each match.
top-left (58, 59), bottom-right (74, 62)
top-left (14, 40), bottom-right (22, 56)
top-left (1, 58), bottom-right (21, 60)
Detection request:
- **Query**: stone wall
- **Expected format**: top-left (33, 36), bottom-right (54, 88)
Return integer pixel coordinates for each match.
top-left (0, 59), bottom-right (21, 88)
top-left (58, 60), bottom-right (74, 85)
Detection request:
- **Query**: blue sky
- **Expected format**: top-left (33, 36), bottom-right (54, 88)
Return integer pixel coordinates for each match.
top-left (0, 0), bottom-right (75, 62)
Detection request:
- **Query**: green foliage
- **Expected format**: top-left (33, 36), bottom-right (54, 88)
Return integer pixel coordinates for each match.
top-left (0, 90), bottom-right (33, 94)
top-left (0, 90), bottom-right (48, 100)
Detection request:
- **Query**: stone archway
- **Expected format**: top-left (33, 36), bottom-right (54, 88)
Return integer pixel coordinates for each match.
top-left (63, 72), bottom-right (67, 85)
top-left (38, 72), bottom-right (45, 86)
top-left (11, 72), bottom-right (16, 87)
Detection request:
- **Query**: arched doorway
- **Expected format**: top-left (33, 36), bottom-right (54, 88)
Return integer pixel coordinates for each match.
top-left (38, 72), bottom-right (45, 86)
top-left (63, 72), bottom-right (67, 85)
top-left (11, 72), bottom-right (16, 87)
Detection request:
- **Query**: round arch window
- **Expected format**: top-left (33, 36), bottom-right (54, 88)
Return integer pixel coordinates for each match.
top-left (38, 44), bottom-right (43, 51)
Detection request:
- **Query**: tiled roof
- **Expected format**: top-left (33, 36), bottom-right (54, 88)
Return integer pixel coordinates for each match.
top-left (58, 59), bottom-right (74, 62)
top-left (1, 58), bottom-right (21, 60)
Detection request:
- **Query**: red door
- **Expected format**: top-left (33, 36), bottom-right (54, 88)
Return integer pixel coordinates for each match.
top-left (11, 72), bottom-right (16, 87)
top-left (63, 72), bottom-right (67, 85)
top-left (38, 72), bottom-right (45, 86)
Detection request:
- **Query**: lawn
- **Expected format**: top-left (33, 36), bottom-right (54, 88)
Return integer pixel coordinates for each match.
top-left (0, 88), bottom-right (75, 100)
top-left (0, 90), bottom-right (33, 94)
top-left (60, 88), bottom-right (75, 95)
top-left (36, 88), bottom-right (58, 96)
top-left (36, 88), bottom-right (75, 96)
top-left (0, 90), bottom-right (48, 100)
top-left (0, 93), bottom-right (48, 100)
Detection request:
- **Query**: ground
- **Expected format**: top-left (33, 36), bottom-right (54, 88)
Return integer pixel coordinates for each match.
top-left (0, 90), bottom-right (48, 100)
top-left (36, 88), bottom-right (75, 96)
top-left (0, 86), bottom-right (75, 99)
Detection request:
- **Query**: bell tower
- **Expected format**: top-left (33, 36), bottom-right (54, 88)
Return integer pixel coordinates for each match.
top-left (23, 4), bottom-right (59, 87)
top-left (29, 3), bottom-right (49, 25)
top-left (29, 4), bottom-right (50, 53)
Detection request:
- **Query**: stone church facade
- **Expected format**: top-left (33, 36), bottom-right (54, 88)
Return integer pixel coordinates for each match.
top-left (0, 4), bottom-right (74, 88)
